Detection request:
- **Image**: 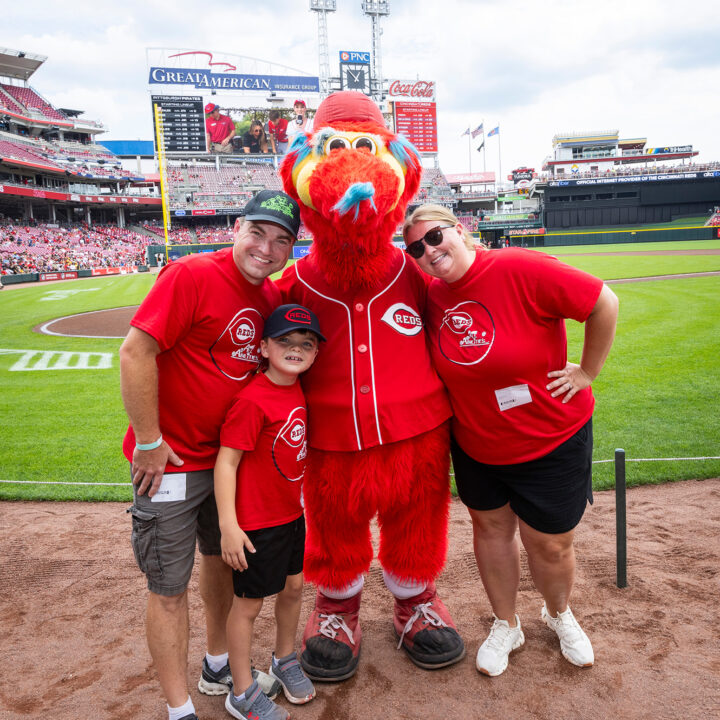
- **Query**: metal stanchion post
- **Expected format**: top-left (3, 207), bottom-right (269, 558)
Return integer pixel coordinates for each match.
top-left (615, 448), bottom-right (627, 588)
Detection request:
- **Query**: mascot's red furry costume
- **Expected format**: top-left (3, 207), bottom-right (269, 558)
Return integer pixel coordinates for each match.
top-left (277, 92), bottom-right (465, 681)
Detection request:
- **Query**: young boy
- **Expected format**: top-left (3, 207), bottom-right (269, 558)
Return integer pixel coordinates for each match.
top-left (215, 304), bottom-right (325, 720)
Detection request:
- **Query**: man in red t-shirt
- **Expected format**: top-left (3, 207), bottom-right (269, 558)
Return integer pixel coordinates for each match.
top-left (119, 190), bottom-right (301, 720)
top-left (266, 109), bottom-right (289, 155)
top-left (205, 103), bottom-right (236, 154)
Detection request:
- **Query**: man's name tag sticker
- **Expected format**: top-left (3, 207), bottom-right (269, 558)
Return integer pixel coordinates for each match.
top-left (495, 384), bottom-right (532, 412)
top-left (151, 473), bottom-right (187, 502)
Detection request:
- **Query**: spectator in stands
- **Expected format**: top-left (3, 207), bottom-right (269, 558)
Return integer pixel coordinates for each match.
top-left (286, 99), bottom-right (313, 142)
top-left (241, 120), bottom-right (269, 154)
top-left (402, 204), bottom-right (618, 678)
top-left (266, 109), bottom-right (289, 155)
top-left (205, 103), bottom-right (236, 154)
top-left (119, 190), bottom-right (302, 720)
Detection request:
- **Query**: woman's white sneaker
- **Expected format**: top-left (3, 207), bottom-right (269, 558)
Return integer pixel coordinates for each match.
top-left (475, 614), bottom-right (525, 676)
top-left (541, 604), bottom-right (594, 667)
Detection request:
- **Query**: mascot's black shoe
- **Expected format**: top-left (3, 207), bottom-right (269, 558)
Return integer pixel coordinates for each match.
top-left (300, 589), bottom-right (362, 682)
top-left (393, 582), bottom-right (466, 669)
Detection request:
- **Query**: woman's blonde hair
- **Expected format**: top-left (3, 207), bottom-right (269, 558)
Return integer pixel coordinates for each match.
top-left (402, 204), bottom-right (477, 251)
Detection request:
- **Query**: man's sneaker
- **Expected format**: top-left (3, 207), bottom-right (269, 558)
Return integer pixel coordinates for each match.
top-left (300, 589), bottom-right (362, 681)
top-left (541, 604), bottom-right (594, 667)
top-left (393, 581), bottom-right (465, 669)
top-left (224, 680), bottom-right (289, 720)
top-left (198, 657), bottom-right (281, 699)
top-left (270, 651), bottom-right (316, 704)
top-left (475, 615), bottom-right (525, 676)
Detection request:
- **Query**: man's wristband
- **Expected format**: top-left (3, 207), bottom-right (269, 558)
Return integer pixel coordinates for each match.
top-left (136, 435), bottom-right (163, 451)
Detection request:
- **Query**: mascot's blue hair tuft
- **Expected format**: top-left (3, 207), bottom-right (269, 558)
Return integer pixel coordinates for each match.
top-left (332, 182), bottom-right (377, 221)
top-left (389, 135), bottom-right (421, 171)
top-left (289, 133), bottom-right (313, 171)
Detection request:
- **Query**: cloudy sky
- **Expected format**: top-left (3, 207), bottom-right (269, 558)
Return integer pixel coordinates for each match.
top-left (6, 0), bottom-right (720, 178)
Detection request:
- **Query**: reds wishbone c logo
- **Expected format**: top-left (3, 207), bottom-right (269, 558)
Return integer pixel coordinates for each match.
top-left (381, 303), bottom-right (423, 336)
top-left (273, 407), bottom-right (307, 482)
top-left (443, 311), bottom-right (473, 334)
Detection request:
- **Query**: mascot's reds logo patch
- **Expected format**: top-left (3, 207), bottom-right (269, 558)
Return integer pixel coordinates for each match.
top-left (209, 308), bottom-right (263, 381)
top-left (439, 301), bottom-right (495, 366)
top-left (381, 302), bottom-right (423, 336)
top-left (273, 407), bottom-right (307, 482)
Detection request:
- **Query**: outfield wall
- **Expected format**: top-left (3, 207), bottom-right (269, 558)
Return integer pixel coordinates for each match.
top-left (145, 225), bottom-right (719, 260)
top-left (1, 266), bottom-right (150, 286)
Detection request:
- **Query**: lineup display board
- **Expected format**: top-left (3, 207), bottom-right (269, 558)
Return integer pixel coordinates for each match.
top-left (151, 95), bottom-right (206, 152)
top-left (393, 102), bottom-right (438, 153)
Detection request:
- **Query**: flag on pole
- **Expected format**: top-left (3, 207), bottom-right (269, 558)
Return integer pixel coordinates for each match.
top-left (461, 127), bottom-right (470, 136)
top-left (476, 141), bottom-right (485, 152)
top-left (471, 123), bottom-right (484, 138)
top-left (488, 126), bottom-right (500, 137)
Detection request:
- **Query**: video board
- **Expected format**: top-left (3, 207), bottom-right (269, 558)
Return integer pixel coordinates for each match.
top-left (151, 95), bottom-right (206, 152)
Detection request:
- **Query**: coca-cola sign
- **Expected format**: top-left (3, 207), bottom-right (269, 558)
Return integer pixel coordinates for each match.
top-left (388, 79), bottom-right (435, 102)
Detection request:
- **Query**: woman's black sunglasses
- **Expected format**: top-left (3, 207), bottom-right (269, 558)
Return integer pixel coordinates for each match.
top-left (404, 225), bottom-right (454, 259)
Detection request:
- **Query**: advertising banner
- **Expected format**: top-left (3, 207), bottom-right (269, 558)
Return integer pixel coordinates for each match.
top-left (387, 79), bottom-right (436, 102)
top-left (645, 146), bottom-right (692, 155)
top-left (393, 102), bottom-right (437, 153)
top-left (445, 172), bottom-right (496, 185)
top-left (0, 185), bottom-right (160, 205)
top-left (508, 228), bottom-right (546, 236)
top-left (548, 172), bottom-right (710, 187)
top-left (91, 266), bottom-right (138, 276)
top-left (148, 67), bottom-right (319, 93)
top-left (39, 272), bottom-right (79, 281)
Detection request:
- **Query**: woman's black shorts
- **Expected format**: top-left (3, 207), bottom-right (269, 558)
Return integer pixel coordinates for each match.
top-left (451, 418), bottom-right (594, 534)
top-left (232, 515), bottom-right (306, 599)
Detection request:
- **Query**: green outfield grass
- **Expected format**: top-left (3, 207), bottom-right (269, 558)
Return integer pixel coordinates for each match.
top-left (540, 239), bottom-right (720, 254)
top-left (0, 252), bottom-right (718, 502)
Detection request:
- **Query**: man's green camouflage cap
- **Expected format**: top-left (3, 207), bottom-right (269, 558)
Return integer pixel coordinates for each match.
top-left (243, 190), bottom-right (301, 239)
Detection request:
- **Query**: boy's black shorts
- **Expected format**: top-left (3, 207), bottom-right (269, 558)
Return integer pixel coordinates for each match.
top-left (451, 418), bottom-right (594, 535)
top-left (232, 515), bottom-right (305, 599)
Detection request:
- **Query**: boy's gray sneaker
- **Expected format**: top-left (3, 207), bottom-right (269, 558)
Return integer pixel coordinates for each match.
top-left (224, 680), bottom-right (289, 720)
top-left (198, 657), bottom-right (281, 699)
top-left (269, 651), bottom-right (316, 704)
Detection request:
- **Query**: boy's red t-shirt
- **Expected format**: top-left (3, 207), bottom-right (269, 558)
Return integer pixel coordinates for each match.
top-left (220, 373), bottom-right (307, 531)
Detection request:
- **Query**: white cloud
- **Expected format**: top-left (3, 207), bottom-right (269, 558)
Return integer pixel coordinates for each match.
top-left (4, 0), bottom-right (719, 174)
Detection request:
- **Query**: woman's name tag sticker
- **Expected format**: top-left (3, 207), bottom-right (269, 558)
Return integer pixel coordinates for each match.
top-left (495, 384), bottom-right (532, 412)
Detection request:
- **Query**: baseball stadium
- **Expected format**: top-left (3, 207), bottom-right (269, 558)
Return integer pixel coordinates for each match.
top-left (1, 6), bottom-right (719, 719)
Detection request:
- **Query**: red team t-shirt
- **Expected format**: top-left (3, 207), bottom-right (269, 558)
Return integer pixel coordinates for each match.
top-left (220, 373), bottom-right (307, 531)
top-left (122, 248), bottom-right (281, 471)
top-left (205, 113), bottom-right (235, 144)
top-left (424, 248), bottom-right (603, 465)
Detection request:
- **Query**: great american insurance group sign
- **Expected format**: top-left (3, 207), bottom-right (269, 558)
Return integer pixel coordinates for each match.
top-left (147, 49), bottom-right (319, 93)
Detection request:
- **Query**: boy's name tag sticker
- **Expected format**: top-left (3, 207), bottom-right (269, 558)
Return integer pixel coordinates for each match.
top-left (151, 473), bottom-right (187, 502)
top-left (495, 384), bottom-right (532, 412)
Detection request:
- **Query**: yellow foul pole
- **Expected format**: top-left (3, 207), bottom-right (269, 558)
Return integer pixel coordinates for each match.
top-left (153, 103), bottom-right (171, 263)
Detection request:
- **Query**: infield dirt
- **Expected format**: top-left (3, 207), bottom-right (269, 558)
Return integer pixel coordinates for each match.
top-left (1, 480), bottom-right (718, 719)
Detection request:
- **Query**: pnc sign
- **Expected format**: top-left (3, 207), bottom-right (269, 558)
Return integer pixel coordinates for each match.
top-left (339, 51), bottom-right (370, 64)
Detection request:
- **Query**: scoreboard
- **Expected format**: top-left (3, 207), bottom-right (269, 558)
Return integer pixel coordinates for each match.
top-left (151, 95), bottom-right (206, 152)
top-left (393, 101), bottom-right (438, 153)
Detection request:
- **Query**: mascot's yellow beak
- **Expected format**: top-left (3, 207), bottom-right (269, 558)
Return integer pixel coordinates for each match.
top-left (290, 130), bottom-right (406, 214)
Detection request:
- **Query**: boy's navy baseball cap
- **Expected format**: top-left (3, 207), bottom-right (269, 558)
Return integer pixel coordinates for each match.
top-left (263, 304), bottom-right (326, 342)
top-left (243, 190), bottom-right (301, 239)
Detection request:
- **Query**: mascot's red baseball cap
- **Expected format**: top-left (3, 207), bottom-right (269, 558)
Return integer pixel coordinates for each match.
top-left (312, 91), bottom-right (386, 129)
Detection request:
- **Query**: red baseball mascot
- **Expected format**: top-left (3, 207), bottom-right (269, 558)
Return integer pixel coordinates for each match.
top-left (277, 91), bottom-right (465, 681)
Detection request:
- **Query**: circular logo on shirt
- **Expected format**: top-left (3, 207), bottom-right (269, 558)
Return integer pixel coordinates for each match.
top-left (438, 301), bottom-right (495, 365)
top-left (209, 307), bottom-right (263, 381)
top-left (273, 406), bottom-right (307, 482)
top-left (381, 302), bottom-right (423, 336)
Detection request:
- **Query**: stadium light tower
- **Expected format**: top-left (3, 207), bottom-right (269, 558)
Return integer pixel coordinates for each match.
top-left (361, 0), bottom-right (389, 104)
top-left (310, 0), bottom-right (336, 99)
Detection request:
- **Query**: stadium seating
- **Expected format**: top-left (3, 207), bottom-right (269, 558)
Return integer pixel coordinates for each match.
top-left (0, 223), bottom-right (150, 274)
top-left (1, 84), bottom-right (67, 122)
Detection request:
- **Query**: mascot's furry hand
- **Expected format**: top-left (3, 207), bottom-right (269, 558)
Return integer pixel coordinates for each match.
top-left (280, 92), bottom-right (422, 289)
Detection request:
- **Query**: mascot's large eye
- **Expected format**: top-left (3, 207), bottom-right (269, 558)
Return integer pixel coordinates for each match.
top-left (324, 136), bottom-right (351, 154)
top-left (351, 136), bottom-right (377, 154)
